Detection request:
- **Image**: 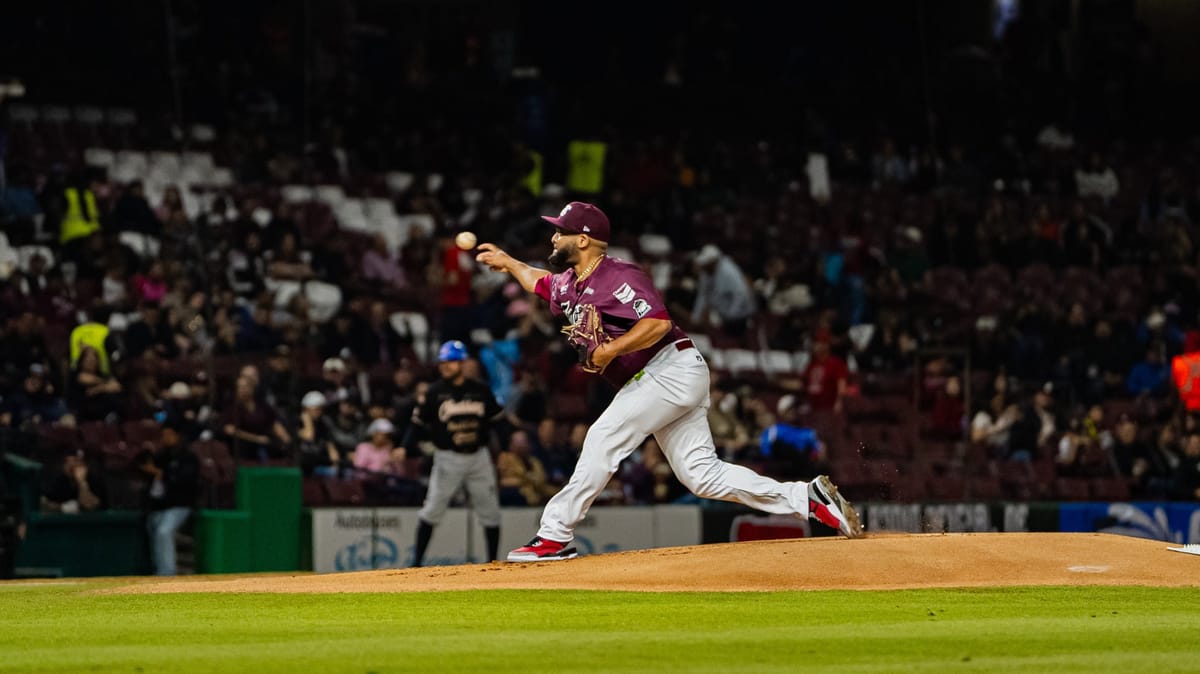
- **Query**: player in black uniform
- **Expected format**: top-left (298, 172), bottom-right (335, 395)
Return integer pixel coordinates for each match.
top-left (408, 340), bottom-right (504, 566)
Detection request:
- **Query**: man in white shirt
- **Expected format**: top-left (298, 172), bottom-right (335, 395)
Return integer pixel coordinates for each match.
top-left (691, 244), bottom-right (756, 337)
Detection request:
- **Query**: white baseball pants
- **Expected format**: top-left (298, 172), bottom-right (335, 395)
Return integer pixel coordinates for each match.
top-left (419, 448), bottom-right (501, 528)
top-left (537, 341), bottom-right (811, 543)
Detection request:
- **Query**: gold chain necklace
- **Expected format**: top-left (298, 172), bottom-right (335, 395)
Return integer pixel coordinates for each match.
top-left (576, 255), bottom-right (605, 283)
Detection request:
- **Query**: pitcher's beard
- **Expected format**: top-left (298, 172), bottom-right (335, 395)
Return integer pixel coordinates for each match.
top-left (548, 247), bottom-right (571, 271)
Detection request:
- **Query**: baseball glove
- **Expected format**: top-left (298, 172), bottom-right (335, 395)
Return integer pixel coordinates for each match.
top-left (561, 303), bottom-right (612, 373)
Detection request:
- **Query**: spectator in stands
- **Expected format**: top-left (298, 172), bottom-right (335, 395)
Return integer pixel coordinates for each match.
top-left (436, 233), bottom-right (475, 344)
top-left (1075, 152), bottom-right (1120, 203)
top-left (261, 344), bottom-right (298, 410)
top-left (265, 231), bottom-right (314, 281)
top-left (929, 376), bottom-right (966, 439)
top-left (1170, 433), bottom-right (1200, 501)
top-left (348, 301), bottom-right (402, 367)
top-left (3, 363), bottom-right (66, 429)
top-left (361, 234), bottom-right (407, 291)
top-left (137, 421), bottom-right (199, 575)
top-left (226, 230), bottom-right (267, 299)
top-left (797, 340), bottom-right (848, 413)
top-left (1006, 383), bottom-right (1056, 462)
top-left (1111, 414), bottom-right (1151, 481)
top-left (110, 181), bottom-right (162, 235)
top-left (1127, 347), bottom-right (1169, 398)
top-left (130, 260), bottom-right (167, 304)
top-left (326, 398), bottom-right (366, 460)
top-left (41, 450), bottom-right (104, 513)
top-left (381, 363), bottom-right (418, 437)
top-left (708, 382), bottom-right (752, 461)
top-left (497, 429), bottom-right (553, 506)
top-left (691, 244), bottom-right (756, 337)
top-left (1, 311), bottom-right (50, 377)
top-left (757, 395), bottom-right (825, 479)
top-left (319, 357), bottom-right (361, 406)
top-left (123, 301), bottom-right (176, 361)
top-left (352, 418), bottom-right (406, 476)
top-left (67, 345), bottom-right (122, 422)
top-left (971, 380), bottom-right (1019, 458)
top-left (295, 391), bottom-right (340, 477)
top-left (505, 369), bottom-right (547, 432)
top-left (222, 374), bottom-right (290, 462)
top-left (623, 438), bottom-right (681, 504)
top-left (534, 419), bottom-right (576, 487)
top-left (1141, 424), bottom-right (1182, 498)
top-left (155, 186), bottom-right (185, 224)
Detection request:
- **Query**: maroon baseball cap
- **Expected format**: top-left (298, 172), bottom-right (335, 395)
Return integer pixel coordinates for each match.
top-left (541, 202), bottom-right (610, 242)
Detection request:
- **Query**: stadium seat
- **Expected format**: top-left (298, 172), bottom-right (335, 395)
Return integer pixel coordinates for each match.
top-left (323, 478), bottom-right (367, 506)
top-left (1089, 478), bottom-right (1131, 502)
top-left (1053, 478), bottom-right (1091, 501)
top-left (121, 420), bottom-right (162, 447)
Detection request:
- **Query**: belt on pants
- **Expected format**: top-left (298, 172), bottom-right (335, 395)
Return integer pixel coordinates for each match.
top-left (630, 339), bottom-right (697, 384)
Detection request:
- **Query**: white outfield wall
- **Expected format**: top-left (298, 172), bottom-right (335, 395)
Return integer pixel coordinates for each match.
top-left (310, 506), bottom-right (703, 573)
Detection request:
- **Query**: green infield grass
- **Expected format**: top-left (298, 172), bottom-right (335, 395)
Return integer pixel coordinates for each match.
top-left (1, 584), bottom-right (1198, 673)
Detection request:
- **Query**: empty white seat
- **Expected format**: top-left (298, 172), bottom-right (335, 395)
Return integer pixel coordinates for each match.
top-left (638, 233), bottom-right (672, 256)
top-left (689, 333), bottom-right (713, 355)
top-left (107, 108), bottom-right (138, 125)
top-left (724, 349), bottom-right (760, 375)
top-left (118, 232), bottom-right (162, 259)
top-left (390, 312), bottom-right (432, 361)
top-left (73, 106), bottom-right (104, 124)
top-left (209, 168), bottom-right (234, 187)
top-left (385, 171), bottom-right (414, 193)
top-left (182, 151), bottom-right (215, 170)
top-left (315, 184), bottom-right (347, 206)
top-left (305, 281), bottom-right (342, 323)
top-left (84, 148), bottom-right (115, 168)
top-left (17, 245), bottom-right (54, 272)
top-left (363, 197), bottom-right (396, 219)
top-left (116, 150), bottom-right (148, 171)
top-left (760, 350), bottom-right (794, 375)
top-left (190, 124), bottom-right (216, 142)
top-left (281, 184), bottom-right (315, 204)
top-left (8, 104), bottom-right (38, 124)
top-left (40, 106), bottom-right (70, 123)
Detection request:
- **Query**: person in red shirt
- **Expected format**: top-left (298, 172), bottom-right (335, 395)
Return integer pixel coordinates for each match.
top-left (437, 233), bottom-right (474, 343)
top-left (802, 340), bottom-right (849, 412)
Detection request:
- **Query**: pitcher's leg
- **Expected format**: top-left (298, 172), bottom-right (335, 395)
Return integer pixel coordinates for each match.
top-left (654, 406), bottom-right (810, 517)
top-left (536, 376), bottom-right (687, 543)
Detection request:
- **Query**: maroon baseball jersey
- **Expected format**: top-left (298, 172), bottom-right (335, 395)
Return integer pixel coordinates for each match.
top-left (534, 256), bottom-right (688, 387)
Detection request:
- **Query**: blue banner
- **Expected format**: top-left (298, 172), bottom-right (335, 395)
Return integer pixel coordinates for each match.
top-left (1059, 502), bottom-right (1200, 544)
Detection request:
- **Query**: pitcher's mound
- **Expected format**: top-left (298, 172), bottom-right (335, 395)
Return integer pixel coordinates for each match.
top-left (112, 533), bottom-right (1198, 594)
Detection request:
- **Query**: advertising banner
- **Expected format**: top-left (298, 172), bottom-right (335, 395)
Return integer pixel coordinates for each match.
top-left (1058, 502), bottom-right (1200, 544)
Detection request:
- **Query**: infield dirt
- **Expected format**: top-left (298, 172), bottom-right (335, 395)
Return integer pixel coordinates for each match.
top-left (100, 532), bottom-right (1199, 594)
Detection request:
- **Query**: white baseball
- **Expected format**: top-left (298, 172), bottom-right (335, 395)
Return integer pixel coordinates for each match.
top-left (455, 231), bottom-right (477, 250)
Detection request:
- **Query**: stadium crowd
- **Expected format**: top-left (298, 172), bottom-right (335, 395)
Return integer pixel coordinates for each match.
top-left (2, 5), bottom-right (1200, 540)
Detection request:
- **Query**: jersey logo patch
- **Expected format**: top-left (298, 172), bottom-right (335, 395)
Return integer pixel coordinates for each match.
top-left (613, 283), bottom-right (635, 304)
top-left (633, 298), bottom-right (651, 318)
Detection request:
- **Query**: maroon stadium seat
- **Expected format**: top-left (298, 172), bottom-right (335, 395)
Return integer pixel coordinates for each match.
top-left (1054, 478), bottom-right (1091, 501)
top-left (1089, 478), bottom-right (1131, 502)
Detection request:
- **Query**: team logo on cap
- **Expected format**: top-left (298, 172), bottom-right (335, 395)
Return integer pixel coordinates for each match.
top-left (560, 204), bottom-right (572, 216)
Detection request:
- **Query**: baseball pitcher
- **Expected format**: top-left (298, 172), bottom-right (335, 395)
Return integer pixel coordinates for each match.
top-left (406, 340), bottom-right (504, 566)
top-left (476, 201), bottom-right (863, 562)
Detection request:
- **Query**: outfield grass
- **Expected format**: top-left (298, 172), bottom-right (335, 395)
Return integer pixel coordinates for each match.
top-left (1, 584), bottom-right (1198, 673)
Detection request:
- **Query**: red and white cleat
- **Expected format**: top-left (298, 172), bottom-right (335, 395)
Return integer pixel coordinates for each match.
top-left (808, 475), bottom-right (864, 538)
top-left (506, 536), bottom-right (579, 562)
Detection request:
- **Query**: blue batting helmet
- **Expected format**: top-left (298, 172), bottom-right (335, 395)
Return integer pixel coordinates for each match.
top-left (438, 340), bottom-right (468, 362)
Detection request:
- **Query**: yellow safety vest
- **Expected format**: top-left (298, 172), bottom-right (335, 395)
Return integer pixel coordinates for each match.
top-left (70, 322), bottom-right (111, 375)
top-left (567, 141), bottom-right (606, 194)
top-left (60, 188), bottom-right (101, 244)
top-left (521, 150), bottom-right (543, 197)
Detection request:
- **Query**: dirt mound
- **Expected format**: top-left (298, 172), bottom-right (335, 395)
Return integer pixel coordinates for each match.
top-left (107, 533), bottom-right (1199, 594)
